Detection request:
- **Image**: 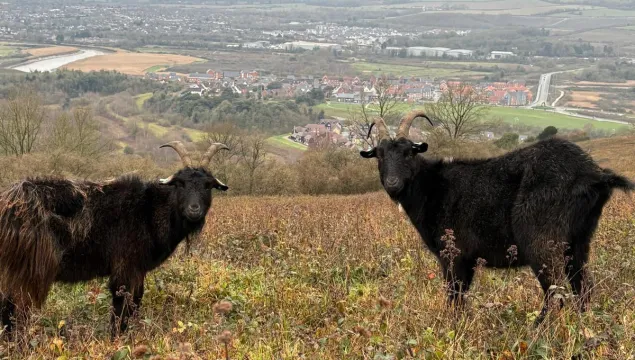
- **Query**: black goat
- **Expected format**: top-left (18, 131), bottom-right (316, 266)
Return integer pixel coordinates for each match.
top-left (360, 111), bottom-right (634, 323)
top-left (0, 141), bottom-right (229, 337)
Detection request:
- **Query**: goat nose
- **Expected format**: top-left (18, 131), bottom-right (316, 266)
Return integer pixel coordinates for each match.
top-left (189, 204), bottom-right (201, 212)
top-left (385, 177), bottom-right (400, 187)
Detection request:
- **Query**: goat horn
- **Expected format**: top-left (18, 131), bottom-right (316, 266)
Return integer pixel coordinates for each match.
top-left (160, 141), bottom-right (192, 167)
top-left (200, 142), bottom-right (230, 168)
top-left (396, 110), bottom-right (434, 139)
top-left (366, 117), bottom-right (391, 142)
top-left (159, 175), bottom-right (173, 184)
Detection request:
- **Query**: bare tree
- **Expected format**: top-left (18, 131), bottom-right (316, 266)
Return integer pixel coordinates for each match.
top-left (425, 82), bottom-right (488, 140)
top-left (239, 135), bottom-right (268, 195)
top-left (49, 107), bottom-right (111, 157)
top-left (349, 74), bottom-right (401, 147)
top-left (373, 75), bottom-right (401, 122)
top-left (204, 122), bottom-right (243, 154)
top-left (0, 87), bottom-right (45, 156)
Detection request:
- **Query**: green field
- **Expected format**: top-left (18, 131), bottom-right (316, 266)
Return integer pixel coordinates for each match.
top-left (315, 102), bottom-right (628, 131)
top-left (574, 8), bottom-right (635, 17)
top-left (0, 45), bottom-right (17, 57)
top-left (352, 62), bottom-right (488, 78)
top-left (266, 134), bottom-right (308, 151)
top-left (487, 107), bottom-right (626, 131)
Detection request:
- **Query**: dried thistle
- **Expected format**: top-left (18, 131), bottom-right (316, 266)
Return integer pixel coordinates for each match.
top-left (213, 300), bottom-right (233, 315)
top-left (378, 296), bottom-right (392, 309)
top-left (218, 330), bottom-right (233, 345)
top-left (353, 325), bottom-right (371, 338)
top-left (132, 344), bottom-right (149, 358)
top-left (177, 342), bottom-right (193, 354)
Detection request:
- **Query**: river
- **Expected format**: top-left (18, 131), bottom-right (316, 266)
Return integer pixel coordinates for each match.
top-left (12, 49), bottom-right (104, 72)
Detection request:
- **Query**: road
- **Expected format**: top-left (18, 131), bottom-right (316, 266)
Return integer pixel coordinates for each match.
top-left (528, 68), bottom-right (583, 108)
top-left (528, 67), bottom-right (630, 126)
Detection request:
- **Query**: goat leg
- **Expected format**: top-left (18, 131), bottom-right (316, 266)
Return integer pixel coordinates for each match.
top-left (442, 258), bottom-right (475, 310)
top-left (0, 295), bottom-right (15, 339)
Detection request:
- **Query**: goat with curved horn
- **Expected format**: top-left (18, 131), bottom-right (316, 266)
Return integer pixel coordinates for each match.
top-left (160, 141), bottom-right (193, 167)
top-left (366, 116), bottom-right (391, 142)
top-left (396, 110), bottom-right (434, 139)
top-left (200, 142), bottom-right (230, 168)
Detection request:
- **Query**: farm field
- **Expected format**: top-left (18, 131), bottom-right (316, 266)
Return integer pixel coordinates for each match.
top-left (487, 107), bottom-right (625, 131)
top-left (64, 53), bottom-right (202, 76)
top-left (424, 5), bottom-right (591, 16)
top-left (3, 136), bottom-right (634, 359)
top-left (566, 91), bottom-right (604, 109)
top-left (0, 44), bottom-right (18, 57)
top-left (352, 62), bottom-right (489, 79)
top-left (25, 46), bottom-right (78, 58)
top-left (315, 102), bottom-right (628, 131)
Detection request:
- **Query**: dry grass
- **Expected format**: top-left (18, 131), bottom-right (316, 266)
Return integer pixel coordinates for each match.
top-left (566, 91), bottom-right (604, 109)
top-left (0, 138), bottom-right (634, 359)
top-left (64, 53), bottom-right (202, 76)
top-left (26, 46), bottom-right (78, 58)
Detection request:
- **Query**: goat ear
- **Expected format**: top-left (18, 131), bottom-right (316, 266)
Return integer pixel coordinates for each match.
top-left (412, 142), bottom-right (428, 154)
top-left (214, 178), bottom-right (229, 191)
top-left (360, 148), bottom-right (377, 158)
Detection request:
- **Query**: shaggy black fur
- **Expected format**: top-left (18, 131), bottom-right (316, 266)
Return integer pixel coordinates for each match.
top-left (0, 167), bottom-right (228, 337)
top-left (361, 137), bottom-right (634, 323)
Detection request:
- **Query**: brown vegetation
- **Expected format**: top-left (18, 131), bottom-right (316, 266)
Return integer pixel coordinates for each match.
top-left (25, 46), bottom-right (78, 58)
top-left (64, 53), bottom-right (201, 75)
top-left (566, 91), bottom-right (603, 109)
top-left (0, 155), bottom-right (632, 357)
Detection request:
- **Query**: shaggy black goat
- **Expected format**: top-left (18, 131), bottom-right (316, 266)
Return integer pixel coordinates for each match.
top-left (361, 111), bottom-right (634, 323)
top-left (0, 141), bottom-right (229, 337)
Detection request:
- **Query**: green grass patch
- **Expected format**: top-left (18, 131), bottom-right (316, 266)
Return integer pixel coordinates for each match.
top-left (266, 134), bottom-right (308, 151)
top-left (144, 65), bottom-right (168, 73)
top-left (486, 107), bottom-right (627, 131)
top-left (0, 45), bottom-right (17, 57)
top-left (183, 128), bottom-right (208, 142)
top-left (135, 93), bottom-right (153, 110)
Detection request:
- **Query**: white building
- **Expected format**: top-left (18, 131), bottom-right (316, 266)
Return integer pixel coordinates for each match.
top-left (445, 49), bottom-right (474, 58)
top-left (407, 46), bottom-right (450, 57)
top-left (490, 51), bottom-right (516, 59)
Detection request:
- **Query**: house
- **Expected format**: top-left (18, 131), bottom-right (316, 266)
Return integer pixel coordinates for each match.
top-left (187, 73), bottom-right (212, 83)
top-left (223, 71), bottom-right (241, 80)
top-left (489, 51), bottom-right (516, 59)
top-left (305, 124), bottom-right (327, 136)
top-left (189, 84), bottom-right (203, 95)
top-left (241, 70), bottom-right (259, 80)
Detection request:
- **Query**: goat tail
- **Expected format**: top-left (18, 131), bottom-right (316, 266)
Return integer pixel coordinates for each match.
top-left (0, 181), bottom-right (62, 308)
top-left (602, 168), bottom-right (635, 192)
